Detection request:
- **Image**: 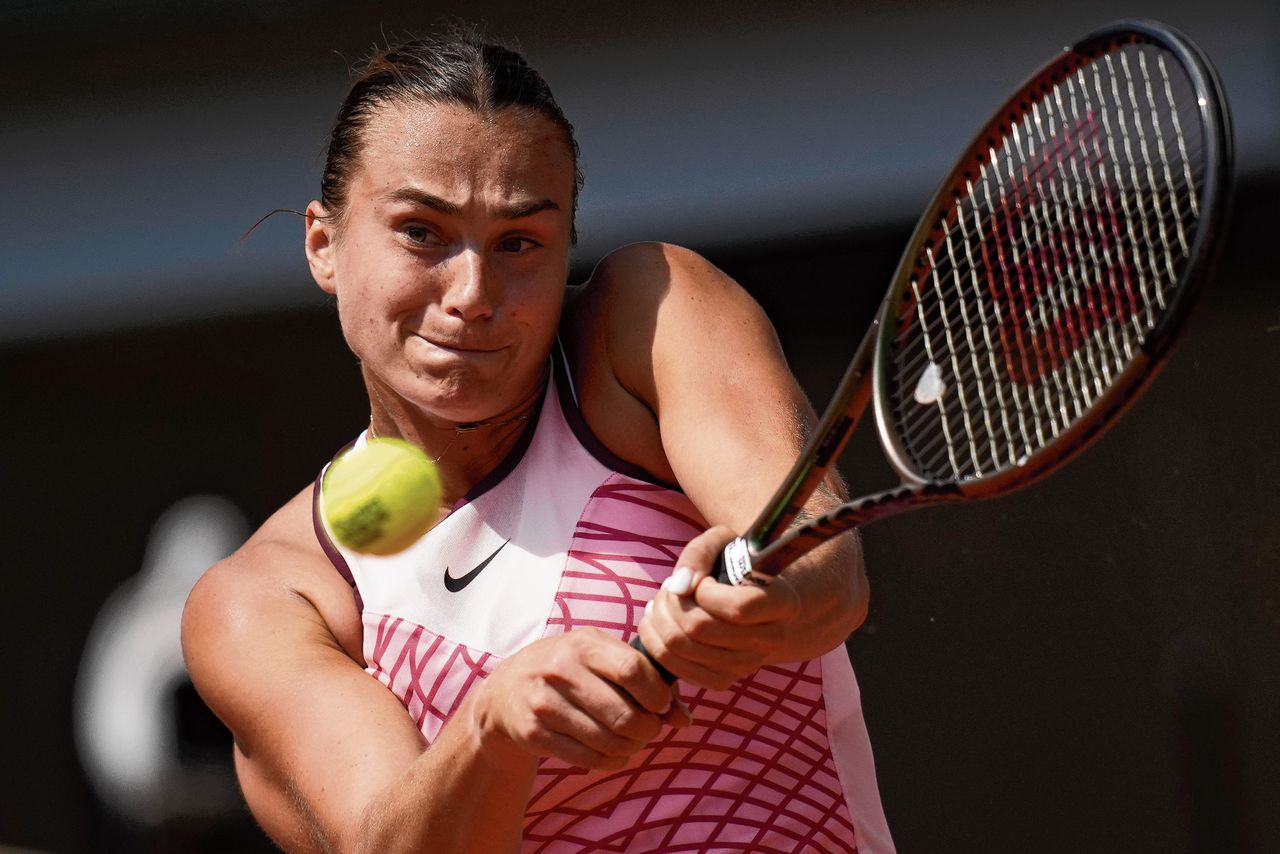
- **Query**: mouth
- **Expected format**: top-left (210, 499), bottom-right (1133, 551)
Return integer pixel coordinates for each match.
top-left (413, 334), bottom-right (506, 356)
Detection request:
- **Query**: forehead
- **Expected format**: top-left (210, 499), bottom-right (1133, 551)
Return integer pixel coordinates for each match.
top-left (350, 100), bottom-right (575, 207)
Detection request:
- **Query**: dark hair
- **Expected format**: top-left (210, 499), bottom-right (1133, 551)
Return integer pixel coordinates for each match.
top-left (322, 29), bottom-right (583, 240)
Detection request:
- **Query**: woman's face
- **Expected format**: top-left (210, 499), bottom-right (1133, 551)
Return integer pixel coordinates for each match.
top-left (306, 100), bottom-right (576, 426)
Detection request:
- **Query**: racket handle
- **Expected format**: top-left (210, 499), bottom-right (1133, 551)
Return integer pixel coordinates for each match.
top-left (629, 635), bottom-right (678, 684)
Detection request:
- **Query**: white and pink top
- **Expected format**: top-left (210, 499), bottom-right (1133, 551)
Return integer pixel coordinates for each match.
top-left (313, 344), bottom-right (894, 853)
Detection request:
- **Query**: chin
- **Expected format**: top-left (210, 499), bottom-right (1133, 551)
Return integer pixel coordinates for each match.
top-left (379, 344), bottom-right (548, 423)
top-left (409, 375), bottom-right (531, 424)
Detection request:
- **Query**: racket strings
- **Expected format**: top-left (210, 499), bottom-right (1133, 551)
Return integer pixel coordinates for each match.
top-left (888, 42), bottom-right (1206, 482)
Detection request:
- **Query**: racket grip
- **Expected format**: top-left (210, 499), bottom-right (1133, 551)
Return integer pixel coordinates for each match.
top-left (629, 635), bottom-right (677, 684)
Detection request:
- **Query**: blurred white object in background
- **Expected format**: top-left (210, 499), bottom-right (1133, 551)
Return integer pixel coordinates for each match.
top-left (74, 495), bottom-right (248, 826)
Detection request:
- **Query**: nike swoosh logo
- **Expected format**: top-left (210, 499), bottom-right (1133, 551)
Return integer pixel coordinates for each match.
top-left (443, 538), bottom-right (511, 592)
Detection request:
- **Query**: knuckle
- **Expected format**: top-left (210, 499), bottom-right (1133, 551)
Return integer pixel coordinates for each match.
top-left (517, 717), bottom-right (546, 748)
top-left (609, 705), bottom-right (641, 736)
top-left (638, 625), bottom-right (667, 658)
top-left (661, 630), bottom-right (689, 657)
top-left (682, 531), bottom-right (724, 565)
top-left (567, 628), bottom-right (598, 652)
top-left (688, 539), bottom-right (716, 562)
top-left (722, 596), bottom-right (752, 623)
top-left (526, 687), bottom-right (558, 719)
top-left (618, 651), bottom-right (649, 687)
top-left (542, 642), bottom-right (572, 670)
top-left (685, 610), bottom-right (715, 640)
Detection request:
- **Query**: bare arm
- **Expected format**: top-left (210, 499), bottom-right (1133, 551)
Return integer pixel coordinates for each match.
top-left (184, 541), bottom-right (535, 852)
top-left (566, 242), bottom-right (868, 687)
top-left (183, 495), bottom-right (686, 852)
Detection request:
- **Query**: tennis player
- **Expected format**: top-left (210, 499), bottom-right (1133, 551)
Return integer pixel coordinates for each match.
top-left (184, 30), bottom-right (894, 853)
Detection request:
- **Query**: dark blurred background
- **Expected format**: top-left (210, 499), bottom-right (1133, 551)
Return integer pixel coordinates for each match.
top-left (2, 1), bottom-right (1277, 851)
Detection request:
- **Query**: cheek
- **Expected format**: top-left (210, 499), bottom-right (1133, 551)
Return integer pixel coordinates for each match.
top-left (333, 243), bottom-right (425, 322)
top-left (334, 294), bottom-right (381, 363)
top-left (512, 254), bottom-right (570, 317)
top-left (331, 265), bottom-right (404, 359)
top-left (513, 279), bottom-right (567, 339)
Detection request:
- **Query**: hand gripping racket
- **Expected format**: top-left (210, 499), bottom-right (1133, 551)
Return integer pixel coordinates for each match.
top-left (634, 20), bottom-right (1233, 677)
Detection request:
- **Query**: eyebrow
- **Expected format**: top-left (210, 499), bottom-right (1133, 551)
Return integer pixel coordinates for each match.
top-left (381, 188), bottom-right (561, 219)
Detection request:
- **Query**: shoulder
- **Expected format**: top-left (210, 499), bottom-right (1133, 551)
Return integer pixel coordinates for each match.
top-left (561, 243), bottom-right (741, 481)
top-left (182, 483), bottom-right (423, 848)
top-left (561, 243), bottom-right (779, 485)
top-left (182, 484), bottom-right (364, 691)
top-left (565, 241), bottom-right (738, 327)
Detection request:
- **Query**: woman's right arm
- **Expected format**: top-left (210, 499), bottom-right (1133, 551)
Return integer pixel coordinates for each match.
top-left (183, 527), bottom-right (683, 852)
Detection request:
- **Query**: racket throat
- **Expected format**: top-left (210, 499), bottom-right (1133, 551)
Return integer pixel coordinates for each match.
top-left (761, 482), bottom-right (963, 568)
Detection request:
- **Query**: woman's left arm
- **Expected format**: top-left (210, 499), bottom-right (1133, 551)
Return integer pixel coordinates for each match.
top-left (571, 242), bottom-right (869, 690)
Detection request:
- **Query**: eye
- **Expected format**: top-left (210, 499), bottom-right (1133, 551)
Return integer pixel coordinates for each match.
top-left (401, 224), bottom-right (442, 246)
top-left (496, 235), bottom-right (540, 253)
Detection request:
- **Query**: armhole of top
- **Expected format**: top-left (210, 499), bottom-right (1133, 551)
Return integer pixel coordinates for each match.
top-left (552, 335), bottom-right (679, 490)
top-left (311, 446), bottom-right (364, 612)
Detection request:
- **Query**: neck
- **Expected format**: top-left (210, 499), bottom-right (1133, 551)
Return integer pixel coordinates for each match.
top-left (363, 367), bottom-right (547, 504)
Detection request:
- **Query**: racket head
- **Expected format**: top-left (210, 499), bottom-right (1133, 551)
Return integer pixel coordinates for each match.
top-left (870, 19), bottom-right (1233, 499)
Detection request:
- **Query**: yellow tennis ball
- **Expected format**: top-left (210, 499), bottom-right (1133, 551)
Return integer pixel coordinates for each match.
top-left (321, 437), bottom-right (442, 555)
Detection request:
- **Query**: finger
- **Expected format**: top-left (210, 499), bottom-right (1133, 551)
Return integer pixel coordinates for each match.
top-left (553, 677), bottom-right (663, 746)
top-left (653, 583), bottom-right (791, 657)
top-left (525, 726), bottom-right (630, 771)
top-left (582, 633), bottom-right (678, 716)
top-left (651, 590), bottom-right (752, 658)
top-left (531, 682), bottom-right (655, 759)
top-left (515, 682), bottom-right (633, 763)
top-left (660, 688), bottom-right (692, 727)
top-left (692, 573), bottom-right (801, 625)
top-left (643, 642), bottom-right (740, 692)
top-left (666, 525), bottom-right (738, 592)
top-left (660, 565), bottom-right (696, 597)
top-left (638, 601), bottom-right (754, 691)
top-left (665, 604), bottom-right (773, 665)
top-left (651, 590), bottom-right (790, 685)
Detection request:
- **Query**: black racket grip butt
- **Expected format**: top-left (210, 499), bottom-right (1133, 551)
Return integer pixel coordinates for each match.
top-left (629, 548), bottom-right (735, 684)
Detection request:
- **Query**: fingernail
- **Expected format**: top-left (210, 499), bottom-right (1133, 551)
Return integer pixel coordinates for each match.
top-left (665, 566), bottom-right (694, 596)
top-left (644, 600), bottom-right (654, 616)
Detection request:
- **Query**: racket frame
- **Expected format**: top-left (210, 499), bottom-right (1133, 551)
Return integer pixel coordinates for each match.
top-left (730, 19), bottom-right (1233, 581)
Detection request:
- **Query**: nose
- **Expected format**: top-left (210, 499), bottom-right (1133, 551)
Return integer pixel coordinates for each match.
top-left (440, 248), bottom-right (495, 322)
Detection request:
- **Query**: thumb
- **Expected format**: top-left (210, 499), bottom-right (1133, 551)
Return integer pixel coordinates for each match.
top-left (663, 525), bottom-right (737, 596)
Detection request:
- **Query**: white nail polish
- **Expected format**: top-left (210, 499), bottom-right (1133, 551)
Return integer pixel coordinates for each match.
top-left (644, 600), bottom-right (654, 616)
top-left (667, 566), bottom-right (693, 596)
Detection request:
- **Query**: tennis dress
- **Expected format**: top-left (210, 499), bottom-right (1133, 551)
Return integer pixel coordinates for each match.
top-left (312, 346), bottom-right (895, 854)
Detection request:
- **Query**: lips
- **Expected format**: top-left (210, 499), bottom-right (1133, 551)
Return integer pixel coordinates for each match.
top-left (412, 333), bottom-right (505, 355)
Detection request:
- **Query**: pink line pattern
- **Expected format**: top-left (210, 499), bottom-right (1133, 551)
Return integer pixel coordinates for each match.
top-left (364, 476), bottom-right (859, 852)
top-left (365, 613), bottom-right (495, 743)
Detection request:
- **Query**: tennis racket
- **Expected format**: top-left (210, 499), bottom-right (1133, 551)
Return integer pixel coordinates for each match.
top-left (635, 19), bottom-right (1233, 677)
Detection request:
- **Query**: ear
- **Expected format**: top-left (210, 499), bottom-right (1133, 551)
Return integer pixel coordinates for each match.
top-left (305, 200), bottom-right (338, 295)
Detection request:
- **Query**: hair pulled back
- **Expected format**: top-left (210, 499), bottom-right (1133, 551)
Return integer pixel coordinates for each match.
top-left (322, 29), bottom-right (583, 238)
